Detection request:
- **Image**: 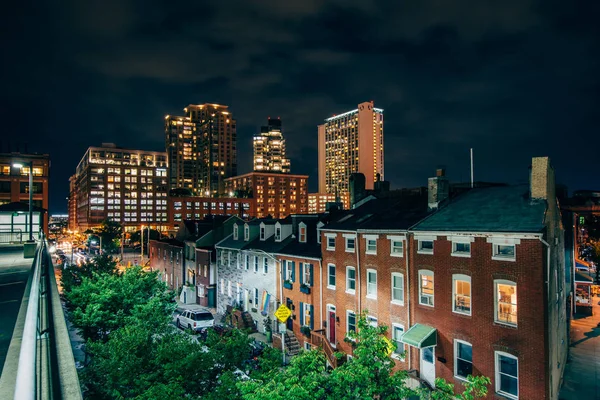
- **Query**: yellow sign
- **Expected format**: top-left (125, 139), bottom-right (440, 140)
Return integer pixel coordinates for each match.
top-left (382, 336), bottom-right (395, 357)
top-left (274, 304), bottom-right (292, 323)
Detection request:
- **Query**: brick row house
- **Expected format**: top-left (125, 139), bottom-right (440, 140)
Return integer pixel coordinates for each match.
top-left (283, 157), bottom-right (566, 399)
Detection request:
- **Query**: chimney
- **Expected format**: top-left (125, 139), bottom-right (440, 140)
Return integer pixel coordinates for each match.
top-left (530, 156), bottom-right (555, 201)
top-left (349, 173), bottom-right (366, 207)
top-left (428, 168), bottom-right (449, 211)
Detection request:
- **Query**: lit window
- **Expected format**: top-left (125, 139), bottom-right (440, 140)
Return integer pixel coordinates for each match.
top-left (419, 270), bottom-right (434, 306)
top-left (454, 340), bottom-right (473, 380)
top-left (453, 274), bottom-right (471, 315)
top-left (366, 269), bottom-right (377, 299)
top-left (495, 280), bottom-right (517, 326)
top-left (328, 264), bottom-right (336, 289)
top-left (495, 352), bottom-right (518, 399)
top-left (391, 273), bottom-right (404, 305)
top-left (342, 266), bottom-right (356, 294)
top-left (299, 225), bottom-right (307, 243)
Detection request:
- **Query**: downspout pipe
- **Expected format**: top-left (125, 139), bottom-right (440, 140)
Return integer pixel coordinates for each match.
top-left (405, 233), bottom-right (411, 370)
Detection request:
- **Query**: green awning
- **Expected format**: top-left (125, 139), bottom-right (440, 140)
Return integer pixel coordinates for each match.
top-left (401, 324), bottom-right (437, 348)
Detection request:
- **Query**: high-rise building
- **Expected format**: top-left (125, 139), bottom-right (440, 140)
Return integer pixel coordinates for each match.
top-left (224, 172), bottom-right (308, 219)
top-left (0, 152), bottom-right (50, 234)
top-left (67, 174), bottom-right (78, 231)
top-left (318, 100), bottom-right (384, 197)
top-left (73, 143), bottom-right (169, 231)
top-left (253, 117), bottom-right (290, 173)
top-left (165, 103), bottom-right (237, 196)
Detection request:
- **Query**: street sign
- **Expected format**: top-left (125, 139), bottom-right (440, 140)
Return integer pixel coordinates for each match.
top-left (382, 336), bottom-right (395, 357)
top-left (274, 304), bottom-right (292, 323)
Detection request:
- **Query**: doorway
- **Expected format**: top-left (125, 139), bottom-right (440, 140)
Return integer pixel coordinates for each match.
top-left (327, 305), bottom-right (336, 346)
top-left (420, 346), bottom-right (436, 387)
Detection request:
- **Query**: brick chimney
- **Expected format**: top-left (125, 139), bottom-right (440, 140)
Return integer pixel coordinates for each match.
top-left (530, 157), bottom-right (555, 201)
top-left (428, 168), bottom-right (449, 211)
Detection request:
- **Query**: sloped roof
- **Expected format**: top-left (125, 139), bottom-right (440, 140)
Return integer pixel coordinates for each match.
top-left (412, 185), bottom-right (547, 233)
top-left (0, 202), bottom-right (46, 213)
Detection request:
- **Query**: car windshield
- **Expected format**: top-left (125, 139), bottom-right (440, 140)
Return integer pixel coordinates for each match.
top-left (193, 312), bottom-right (213, 321)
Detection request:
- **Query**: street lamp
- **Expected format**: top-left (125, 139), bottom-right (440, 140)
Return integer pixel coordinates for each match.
top-left (12, 161), bottom-right (34, 242)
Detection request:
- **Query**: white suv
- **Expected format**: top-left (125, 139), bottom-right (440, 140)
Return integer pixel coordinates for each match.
top-left (176, 309), bottom-right (215, 332)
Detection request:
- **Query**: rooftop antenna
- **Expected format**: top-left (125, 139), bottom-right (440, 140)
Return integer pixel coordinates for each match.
top-left (470, 148), bottom-right (474, 188)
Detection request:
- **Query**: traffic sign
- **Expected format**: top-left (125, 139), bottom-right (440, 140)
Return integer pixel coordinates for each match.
top-left (382, 336), bottom-right (395, 357)
top-left (274, 304), bottom-right (292, 323)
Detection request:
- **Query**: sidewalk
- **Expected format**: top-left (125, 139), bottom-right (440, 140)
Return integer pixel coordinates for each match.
top-left (559, 298), bottom-right (600, 399)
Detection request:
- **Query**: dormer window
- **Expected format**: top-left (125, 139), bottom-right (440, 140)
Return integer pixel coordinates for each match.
top-left (275, 226), bottom-right (281, 241)
top-left (299, 223), bottom-right (307, 243)
top-left (244, 225), bottom-right (249, 241)
top-left (260, 225), bottom-right (266, 241)
top-left (233, 224), bottom-right (239, 240)
top-left (316, 221), bottom-right (325, 244)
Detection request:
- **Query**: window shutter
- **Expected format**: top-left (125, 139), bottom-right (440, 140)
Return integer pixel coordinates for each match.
top-left (299, 263), bottom-right (304, 284)
top-left (300, 302), bottom-right (304, 326)
top-left (291, 261), bottom-right (296, 282)
top-left (309, 264), bottom-right (314, 286)
top-left (309, 305), bottom-right (314, 329)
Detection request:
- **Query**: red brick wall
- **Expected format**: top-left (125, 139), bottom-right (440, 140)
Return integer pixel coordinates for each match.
top-left (195, 250), bottom-right (211, 306)
top-left (409, 235), bottom-right (548, 399)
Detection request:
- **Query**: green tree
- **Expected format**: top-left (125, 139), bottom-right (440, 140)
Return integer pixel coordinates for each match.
top-left (129, 228), bottom-right (162, 245)
top-left (65, 266), bottom-right (173, 342)
top-left (85, 219), bottom-right (123, 253)
top-left (60, 254), bottom-right (118, 298)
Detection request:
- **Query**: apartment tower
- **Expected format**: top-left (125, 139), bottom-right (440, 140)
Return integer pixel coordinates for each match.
top-left (165, 103), bottom-right (237, 196)
top-left (318, 101), bottom-right (384, 198)
top-left (253, 117), bottom-right (290, 173)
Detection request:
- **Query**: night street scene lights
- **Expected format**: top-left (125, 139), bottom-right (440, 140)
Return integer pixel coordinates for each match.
top-left (12, 161), bottom-right (34, 242)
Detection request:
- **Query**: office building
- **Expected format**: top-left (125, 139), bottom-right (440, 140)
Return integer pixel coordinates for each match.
top-left (318, 101), bottom-right (384, 197)
top-left (67, 174), bottom-right (78, 231)
top-left (253, 117), bottom-right (290, 173)
top-left (224, 172), bottom-right (308, 219)
top-left (307, 193), bottom-right (348, 213)
top-left (73, 143), bottom-right (169, 231)
top-left (0, 152), bottom-right (50, 234)
top-left (167, 196), bottom-right (256, 226)
top-left (165, 103), bottom-right (237, 196)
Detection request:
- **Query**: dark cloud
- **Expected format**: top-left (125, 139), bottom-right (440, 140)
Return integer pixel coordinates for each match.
top-left (1, 0), bottom-right (598, 213)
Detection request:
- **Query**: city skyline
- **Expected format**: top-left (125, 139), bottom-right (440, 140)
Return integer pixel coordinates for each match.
top-left (2, 1), bottom-right (598, 214)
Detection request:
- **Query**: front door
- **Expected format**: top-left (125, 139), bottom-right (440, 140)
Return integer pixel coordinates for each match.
top-left (286, 299), bottom-right (293, 330)
top-left (207, 287), bottom-right (215, 307)
top-left (420, 346), bottom-right (436, 387)
top-left (328, 310), bottom-right (336, 345)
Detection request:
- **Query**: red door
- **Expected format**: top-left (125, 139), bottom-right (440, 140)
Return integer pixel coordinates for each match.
top-left (328, 311), bottom-right (336, 344)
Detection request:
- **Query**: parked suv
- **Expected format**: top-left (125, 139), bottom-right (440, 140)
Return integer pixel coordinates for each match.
top-left (176, 309), bottom-right (215, 333)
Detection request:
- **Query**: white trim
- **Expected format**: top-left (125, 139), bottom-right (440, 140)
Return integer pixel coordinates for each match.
top-left (346, 310), bottom-right (357, 338)
top-left (327, 263), bottom-right (336, 290)
top-left (451, 241), bottom-right (472, 258)
top-left (495, 351), bottom-right (519, 399)
top-left (486, 237), bottom-right (522, 245)
top-left (366, 269), bottom-right (377, 299)
top-left (365, 237), bottom-right (377, 255)
top-left (452, 274), bottom-right (471, 316)
top-left (345, 266), bottom-right (356, 294)
top-left (342, 233), bottom-right (357, 239)
top-left (454, 339), bottom-right (473, 381)
top-left (386, 234), bottom-right (406, 241)
top-left (417, 239), bottom-right (434, 255)
top-left (413, 234), bottom-right (438, 241)
top-left (418, 270), bottom-right (434, 307)
top-left (391, 323), bottom-right (406, 360)
top-left (362, 234), bottom-right (379, 240)
top-left (494, 279), bottom-right (517, 327)
top-left (449, 235), bottom-right (475, 243)
top-left (345, 236), bottom-right (356, 253)
top-left (391, 272), bottom-right (404, 306)
top-left (415, 231), bottom-right (540, 240)
top-left (389, 238), bottom-right (404, 257)
top-left (492, 243), bottom-right (517, 262)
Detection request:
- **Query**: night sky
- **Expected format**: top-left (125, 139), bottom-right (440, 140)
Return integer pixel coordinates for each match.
top-left (2, 1), bottom-right (599, 214)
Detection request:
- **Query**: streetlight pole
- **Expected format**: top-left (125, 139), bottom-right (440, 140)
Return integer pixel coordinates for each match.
top-left (13, 161), bottom-right (34, 241)
top-left (141, 225), bottom-right (144, 265)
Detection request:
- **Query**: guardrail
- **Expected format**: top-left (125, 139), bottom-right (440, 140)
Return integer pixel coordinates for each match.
top-left (11, 234), bottom-right (82, 399)
top-left (0, 229), bottom-right (23, 244)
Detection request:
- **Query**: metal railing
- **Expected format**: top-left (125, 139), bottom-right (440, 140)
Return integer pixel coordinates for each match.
top-left (11, 234), bottom-right (82, 399)
top-left (0, 229), bottom-right (23, 244)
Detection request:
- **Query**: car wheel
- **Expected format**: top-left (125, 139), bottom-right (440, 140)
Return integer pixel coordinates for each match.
top-left (176, 319), bottom-right (181, 328)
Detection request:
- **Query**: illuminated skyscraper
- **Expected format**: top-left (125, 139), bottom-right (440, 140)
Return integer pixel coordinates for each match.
top-left (318, 101), bottom-right (384, 197)
top-left (165, 103), bottom-right (237, 196)
top-left (253, 117), bottom-right (290, 173)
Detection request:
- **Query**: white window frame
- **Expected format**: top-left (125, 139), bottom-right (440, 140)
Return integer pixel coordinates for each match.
top-left (260, 225), bottom-right (265, 240)
top-left (254, 256), bottom-right (259, 273)
top-left (495, 279), bottom-right (517, 327)
top-left (245, 254), bottom-right (249, 270)
top-left (389, 238), bottom-right (404, 257)
top-left (345, 236), bottom-right (356, 253)
top-left (303, 263), bottom-right (311, 285)
top-left (452, 274), bottom-right (472, 316)
top-left (452, 242), bottom-right (472, 257)
top-left (367, 315), bottom-right (378, 327)
top-left (263, 257), bottom-right (268, 274)
top-left (391, 324), bottom-right (405, 360)
top-left (317, 222), bottom-right (324, 244)
top-left (417, 239), bottom-right (434, 254)
top-left (346, 310), bottom-right (357, 336)
top-left (364, 234), bottom-right (378, 255)
top-left (419, 269), bottom-right (434, 307)
top-left (346, 266), bottom-right (356, 294)
top-left (495, 351), bottom-right (519, 399)
top-left (366, 269), bottom-right (377, 299)
top-left (220, 278), bottom-right (224, 295)
top-left (233, 225), bottom-right (238, 240)
top-left (244, 225), bottom-right (249, 241)
top-left (237, 253), bottom-right (241, 269)
top-left (275, 225), bottom-right (282, 241)
top-left (299, 223), bottom-right (307, 243)
top-left (303, 303), bottom-right (312, 328)
top-left (327, 264), bottom-right (336, 289)
top-left (326, 234), bottom-right (336, 251)
top-left (493, 244), bottom-right (516, 261)
top-left (391, 272), bottom-right (404, 306)
top-left (254, 288), bottom-right (259, 306)
top-left (227, 280), bottom-right (232, 297)
top-left (454, 339), bottom-right (473, 381)
top-left (284, 260), bottom-right (293, 281)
